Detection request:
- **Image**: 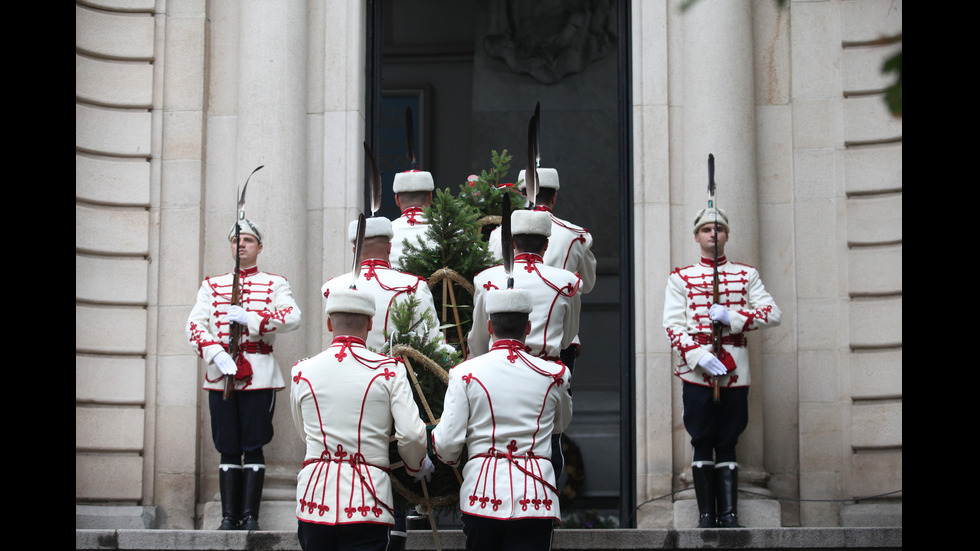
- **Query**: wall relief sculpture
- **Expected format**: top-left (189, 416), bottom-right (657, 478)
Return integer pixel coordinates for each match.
top-left (483, 0), bottom-right (618, 84)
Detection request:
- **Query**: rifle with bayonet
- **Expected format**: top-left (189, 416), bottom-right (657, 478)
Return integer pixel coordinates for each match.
top-left (707, 154), bottom-right (722, 405)
top-left (352, 140), bottom-right (381, 288)
top-left (501, 193), bottom-right (514, 289)
top-left (350, 213), bottom-right (366, 288)
top-left (525, 111), bottom-right (539, 208)
top-left (224, 165), bottom-right (264, 401)
top-left (533, 101), bottom-right (541, 169)
top-left (406, 107), bottom-right (419, 171)
top-left (364, 141), bottom-right (383, 217)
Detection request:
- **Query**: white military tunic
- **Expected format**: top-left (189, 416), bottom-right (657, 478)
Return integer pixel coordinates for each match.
top-left (662, 255), bottom-right (781, 388)
top-left (468, 254), bottom-right (581, 360)
top-left (321, 260), bottom-right (445, 352)
top-left (432, 339), bottom-right (572, 522)
top-left (390, 207), bottom-right (435, 271)
top-left (488, 207), bottom-right (596, 294)
top-left (186, 266), bottom-right (302, 391)
top-left (290, 336), bottom-right (428, 526)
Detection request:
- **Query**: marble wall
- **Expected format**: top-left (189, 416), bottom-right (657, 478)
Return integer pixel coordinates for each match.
top-left (76, 0), bottom-right (901, 529)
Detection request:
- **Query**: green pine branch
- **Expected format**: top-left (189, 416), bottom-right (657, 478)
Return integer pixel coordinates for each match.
top-left (381, 294), bottom-right (464, 510)
top-left (399, 188), bottom-right (496, 283)
top-left (457, 149), bottom-right (527, 225)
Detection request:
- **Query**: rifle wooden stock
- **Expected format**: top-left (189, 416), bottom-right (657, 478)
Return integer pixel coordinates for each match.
top-left (223, 166), bottom-right (260, 401)
top-left (711, 271), bottom-right (722, 405)
top-left (707, 153), bottom-right (721, 404)
top-left (224, 255), bottom-right (242, 401)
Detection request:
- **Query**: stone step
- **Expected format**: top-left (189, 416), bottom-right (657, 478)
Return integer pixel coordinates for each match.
top-left (76, 527), bottom-right (903, 550)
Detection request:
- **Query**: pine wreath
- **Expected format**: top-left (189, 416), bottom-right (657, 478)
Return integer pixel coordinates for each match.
top-left (382, 295), bottom-right (465, 513)
top-left (456, 149), bottom-right (527, 240)
top-left (384, 150), bottom-right (530, 518)
top-left (398, 188), bottom-right (496, 347)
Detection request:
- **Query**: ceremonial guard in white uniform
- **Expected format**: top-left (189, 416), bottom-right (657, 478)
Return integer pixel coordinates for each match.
top-left (291, 288), bottom-right (432, 550)
top-left (389, 170), bottom-right (436, 271)
top-left (488, 168), bottom-right (594, 372)
top-left (321, 217), bottom-right (447, 353)
top-left (433, 288), bottom-right (572, 550)
top-left (489, 168), bottom-right (596, 294)
top-left (662, 208), bottom-right (781, 528)
top-left (186, 219), bottom-right (302, 530)
top-left (469, 210), bottom-right (581, 361)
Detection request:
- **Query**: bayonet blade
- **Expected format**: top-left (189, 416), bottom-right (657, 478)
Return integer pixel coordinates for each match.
top-left (501, 193), bottom-right (514, 289)
top-left (406, 108), bottom-right (417, 170)
top-left (533, 101), bottom-right (541, 167)
top-left (526, 117), bottom-right (538, 207)
top-left (239, 165), bottom-right (264, 219)
top-left (363, 142), bottom-right (382, 216)
top-left (351, 214), bottom-right (366, 287)
top-left (707, 154), bottom-right (716, 204)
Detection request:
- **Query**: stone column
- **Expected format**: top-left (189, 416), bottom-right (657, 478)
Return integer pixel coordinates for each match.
top-left (676, 0), bottom-right (777, 527)
top-left (199, 0), bottom-right (310, 528)
top-left (682, 0), bottom-right (758, 244)
top-left (631, 0), bottom-right (674, 530)
top-left (153, 0), bottom-right (209, 529)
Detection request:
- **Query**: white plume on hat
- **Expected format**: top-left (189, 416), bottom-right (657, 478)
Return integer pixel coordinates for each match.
top-left (325, 288), bottom-right (376, 316)
top-left (393, 170), bottom-right (434, 193)
top-left (518, 168), bottom-right (559, 191)
top-left (511, 210), bottom-right (552, 237)
top-left (228, 219), bottom-right (263, 243)
top-left (693, 208), bottom-right (730, 233)
top-left (486, 288), bottom-right (533, 314)
top-left (348, 217), bottom-right (394, 243)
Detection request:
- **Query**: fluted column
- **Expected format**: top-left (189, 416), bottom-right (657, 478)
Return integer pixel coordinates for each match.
top-left (200, 0), bottom-right (310, 521)
top-left (682, 0), bottom-right (759, 246)
top-left (679, 0), bottom-right (775, 524)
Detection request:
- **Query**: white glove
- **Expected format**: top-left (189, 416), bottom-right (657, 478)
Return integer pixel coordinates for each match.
top-left (227, 305), bottom-right (250, 325)
top-left (214, 351), bottom-right (238, 376)
top-left (709, 303), bottom-right (730, 326)
top-left (412, 456), bottom-right (435, 482)
top-left (697, 352), bottom-right (728, 376)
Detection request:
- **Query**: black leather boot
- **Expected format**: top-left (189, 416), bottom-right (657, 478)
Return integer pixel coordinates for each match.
top-left (218, 465), bottom-right (243, 530)
top-left (388, 507), bottom-right (407, 551)
top-left (240, 464), bottom-right (265, 531)
top-left (714, 462), bottom-right (742, 528)
top-left (386, 534), bottom-right (407, 551)
top-left (692, 461), bottom-right (716, 528)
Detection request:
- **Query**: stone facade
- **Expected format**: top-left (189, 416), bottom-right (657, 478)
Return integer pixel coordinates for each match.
top-left (76, 0), bottom-right (901, 529)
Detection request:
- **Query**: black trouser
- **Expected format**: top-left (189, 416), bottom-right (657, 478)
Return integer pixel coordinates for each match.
top-left (209, 389), bottom-right (276, 459)
top-left (552, 345), bottom-right (578, 477)
top-left (298, 520), bottom-right (390, 551)
top-left (461, 514), bottom-right (554, 551)
top-left (681, 382), bottom-right (748, 464)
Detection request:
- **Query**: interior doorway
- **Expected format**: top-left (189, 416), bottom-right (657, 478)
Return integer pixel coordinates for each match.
top-left (366, 0), bottom-right (634, 527)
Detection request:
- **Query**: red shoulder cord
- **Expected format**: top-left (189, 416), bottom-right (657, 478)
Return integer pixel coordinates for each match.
top-left (359, 259), bottom-right (390, 281)
top-left (359, 259), bottom-right (420, 293)
top-left (402, 206), bottom-right (424, 226)
top-left (490, 340), bottom-right (566, 384)
top-left (331, 336), bottom-right (399, 369)
top-left (533, 205), bottom-right (589, 236)
top-left (514, 253), bottom-right (580, 297)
